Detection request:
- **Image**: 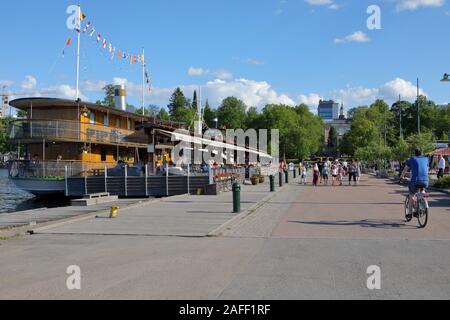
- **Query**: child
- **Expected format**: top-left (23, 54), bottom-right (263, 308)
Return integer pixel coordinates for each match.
top-left (313, 164), bottom-right (320, 187)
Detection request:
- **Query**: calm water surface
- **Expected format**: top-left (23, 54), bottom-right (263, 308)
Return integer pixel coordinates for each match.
top-left (0, 171), bottom-right (70, 214)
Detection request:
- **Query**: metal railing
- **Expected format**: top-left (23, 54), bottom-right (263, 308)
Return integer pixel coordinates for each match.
top-left (8, 160), bottom-right (118, 179)
top-left (9, 119), bottom-right (148, 146)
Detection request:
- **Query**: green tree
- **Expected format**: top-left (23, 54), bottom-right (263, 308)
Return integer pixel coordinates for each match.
top-left (407, 131), bottom-right (436, 155)
top-left (167, 88), bottom-right (196, 125)
top-left (97, 84), bottom-right (116, 107)
top-left (328, 127), bottom-right (337, 148)
top-left (0, 117), bottom-right (12, 154)
top-left (245, 107), bottom-right (262, 130)
top-left (157, 108), bottom-right (171, 121)
top-left (192, 90), bottom-right (198, 111)
top-left (217, 97), bottom-right (247, 129)
top-left (203, 100), bottom-right (217, 128)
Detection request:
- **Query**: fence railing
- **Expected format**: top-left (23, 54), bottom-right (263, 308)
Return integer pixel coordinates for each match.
top-left (9, 119), bottom-right (148, 146)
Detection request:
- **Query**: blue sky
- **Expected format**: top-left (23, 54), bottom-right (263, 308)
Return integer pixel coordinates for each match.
top-left (1, 0), bottom-right (450, 113)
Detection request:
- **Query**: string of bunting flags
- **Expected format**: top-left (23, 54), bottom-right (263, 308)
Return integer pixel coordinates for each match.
top-left (63, 10), bottom-right (152, 91)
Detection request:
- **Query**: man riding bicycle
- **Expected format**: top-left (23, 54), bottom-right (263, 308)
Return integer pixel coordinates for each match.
top-left (400, 148), bottom-right (430, 220)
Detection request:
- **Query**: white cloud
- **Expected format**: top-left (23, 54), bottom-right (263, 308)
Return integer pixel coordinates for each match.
top-left (335, 31), bottom-right (370, 44)
top-left (305, 0), bottom-right (333, 5)
top-left (297, 93), bottom-right (324, 111)
top-left (41, 84), bottom-right (88, 101)
top-left (188, 67), bottom-right (208, 77)
top-left (21, 75), bottom-right (37, 90)
top-left (0, 80), bottom-right (14, 88)
top-left (396, 0), bottom-right (445, 11)
top-left (213, 69), bottom-right (233, 81)
top-left (328, 3), bottom-right (343, 10)
top-left (330, 78), bottom-right (427, 107)
top-left (379, 77), bottom-right (426, 101)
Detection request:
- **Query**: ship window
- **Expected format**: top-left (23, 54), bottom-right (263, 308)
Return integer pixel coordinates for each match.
top-left (101, 149), bottom-right (107, 162)
top-left (127, 118), bottom-right (132, 130)
top-left (116, 118), bottom-right (121, 128)
top-left (104, 114), bottom-right (109, 127)
top-left (90, 112), bottom-right (95, 124)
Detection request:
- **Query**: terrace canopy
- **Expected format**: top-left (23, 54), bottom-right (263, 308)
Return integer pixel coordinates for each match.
top-left (433, 148), bottom-right (450, 157)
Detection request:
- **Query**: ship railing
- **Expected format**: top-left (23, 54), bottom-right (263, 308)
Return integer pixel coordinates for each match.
top-left (8, 160), bottom-right (119, 179)
top-left (8, 119), bottom-right (148, 146)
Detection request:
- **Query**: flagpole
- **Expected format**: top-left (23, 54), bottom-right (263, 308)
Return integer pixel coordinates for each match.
top-left (142, 47), bottom-right (145, 116)
top-left (76, 5), bottom-right (81, 102)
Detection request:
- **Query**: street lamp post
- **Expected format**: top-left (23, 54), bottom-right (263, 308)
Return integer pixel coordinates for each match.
top-left (214, 118), bottom-right (218, 129)
top-left (416, 78), bottom-right (421, 136)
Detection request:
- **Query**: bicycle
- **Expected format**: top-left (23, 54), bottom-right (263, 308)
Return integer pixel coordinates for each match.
top-left (403, 181), bottom-right (430, 229)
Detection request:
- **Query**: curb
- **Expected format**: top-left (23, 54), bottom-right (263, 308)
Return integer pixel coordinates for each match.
top-left (18, 193), bottom-right (191, 236)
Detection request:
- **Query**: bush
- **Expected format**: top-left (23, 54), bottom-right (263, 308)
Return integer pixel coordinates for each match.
top-left (434, 176), bottom-right (450, 189)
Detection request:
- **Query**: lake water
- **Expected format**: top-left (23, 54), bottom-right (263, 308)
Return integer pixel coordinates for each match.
top-left (0, 170), bottom-right (70, 214)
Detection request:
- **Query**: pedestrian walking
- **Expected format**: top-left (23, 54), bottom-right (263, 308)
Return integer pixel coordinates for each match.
top-left (355, 159), bottom-right (362, 185)
top-left (331, 161), bottom-right (339, 186)
top-left (322, 161), bottom-right (330, 186)
top-left (300, 164), bottom-right (307, 185)
top-left (313, 164), bottom-right (320, 187)
top-left (437, 155), bottom-right (445, 179)
top-left (348, 160), bottom-right (357, 186)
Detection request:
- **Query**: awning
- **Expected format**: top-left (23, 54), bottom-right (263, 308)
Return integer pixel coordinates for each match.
top-left (433, 148), bottom-right (450, 156)
top-left (156, 129), bottom-right (273, 159)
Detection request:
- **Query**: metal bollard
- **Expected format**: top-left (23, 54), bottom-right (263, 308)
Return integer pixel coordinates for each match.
top-left (232, 182), bottom-right (241, 213)
top-left (285, 170), bottom-right (289, 184)
top-left (270, 175), bottom-right (275, 192)
top-left (279, 172), bottom-right (283, 187)
top-left (293, 168), bottom-right (297, 179)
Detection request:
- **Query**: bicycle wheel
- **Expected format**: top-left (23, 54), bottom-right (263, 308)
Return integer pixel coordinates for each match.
top-left (417, 198), bottom-right (429, 229)
top-left (404, 196), bottom-right (412, 222)
top-left (225, 180), bottom-right (233, 192)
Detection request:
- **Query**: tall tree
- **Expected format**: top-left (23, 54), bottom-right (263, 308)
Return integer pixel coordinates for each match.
top-left (157, 108), bottom-right (171, 121)
top-left (97, 84), bottom-right (116, 107)
top-left (167, 88), bottom-right (196, 124)
top-left (217, 97), bottom-right (247, 129)
top-left (203, 100), bottom-right (217, 128)
top-left (328, 127), bottom-right (337, 148)
top-left (192, 90), bottom-right (198, 111)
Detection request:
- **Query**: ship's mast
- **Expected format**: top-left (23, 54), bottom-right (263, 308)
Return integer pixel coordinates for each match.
top-left (141, 47), bottom-right (145, 116)
top-left (75, 4), bottom-right (81, 102)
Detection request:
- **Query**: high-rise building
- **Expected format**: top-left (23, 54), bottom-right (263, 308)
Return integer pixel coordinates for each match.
top-left (318, 100), bottom-right (340, 121)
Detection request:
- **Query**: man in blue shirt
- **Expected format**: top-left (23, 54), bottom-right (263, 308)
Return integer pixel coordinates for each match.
top-left (400, 148), bottom-right (430, 219)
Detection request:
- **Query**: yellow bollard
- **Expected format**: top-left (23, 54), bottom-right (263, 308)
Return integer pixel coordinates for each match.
top-left (110, 206), bottom-right (119, 219)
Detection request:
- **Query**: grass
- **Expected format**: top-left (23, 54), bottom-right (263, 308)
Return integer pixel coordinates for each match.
top-left (434, 176), bottom-right (450, 189)
top-left (0, 233), bottom-right (22, 241)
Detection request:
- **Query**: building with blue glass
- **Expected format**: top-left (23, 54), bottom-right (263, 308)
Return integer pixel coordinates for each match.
top-left (318, 100), bottom-right (340, 121)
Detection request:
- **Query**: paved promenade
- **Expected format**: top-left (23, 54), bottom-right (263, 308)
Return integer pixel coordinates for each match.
top-left (1, 175), bottom-right (449, 300)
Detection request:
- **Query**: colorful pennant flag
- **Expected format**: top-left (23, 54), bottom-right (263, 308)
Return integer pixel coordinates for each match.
top-left (66, 37), bottom-right (71, 46)
top-left (102, 39), bottom-right (107, 49)
top-left (83, 22), bottom-right (91, 33)
top-left (89, 28), bottom-right (96, 37)
top-left (97, 34), bottom-right (101, 42)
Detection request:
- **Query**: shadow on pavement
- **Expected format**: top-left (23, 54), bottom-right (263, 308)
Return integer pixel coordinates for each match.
top-left (289, 219), bottom-right (419, 230)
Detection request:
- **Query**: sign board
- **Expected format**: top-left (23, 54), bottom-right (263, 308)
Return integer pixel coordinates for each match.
top-left (147, 144), bottom-right (155, 153)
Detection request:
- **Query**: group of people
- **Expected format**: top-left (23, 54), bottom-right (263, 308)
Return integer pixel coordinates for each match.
top-left (299, 159), bottom-right (362, 187)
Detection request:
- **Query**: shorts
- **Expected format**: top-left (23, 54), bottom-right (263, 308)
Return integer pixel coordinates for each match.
top-left (322, 174), bottom-right (329, 179)
top-left (408, 181), bottom-right (428, 195)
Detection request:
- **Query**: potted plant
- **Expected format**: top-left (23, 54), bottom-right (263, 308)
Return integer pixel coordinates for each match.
top-left (250, 175), bottom-right (260, 185)
top-left (259, 175), bottom-right (265, 183)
